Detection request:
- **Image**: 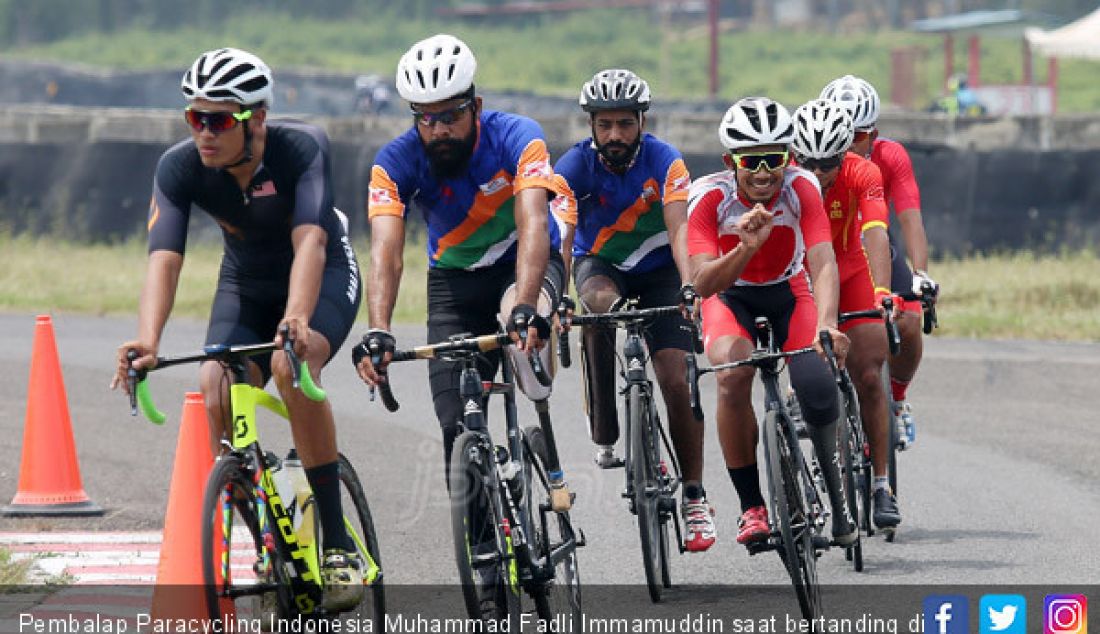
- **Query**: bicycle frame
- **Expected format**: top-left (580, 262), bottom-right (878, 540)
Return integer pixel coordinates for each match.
top-left (130, 342), bottom-right (381, 614)
top-left (378, 333), bottom-right (578, 590)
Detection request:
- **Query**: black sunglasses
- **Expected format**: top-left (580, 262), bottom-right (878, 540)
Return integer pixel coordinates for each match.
top-left (410, 99), bottom-right (475, 127)
top-left (797, 154), bottom-right (844, 172)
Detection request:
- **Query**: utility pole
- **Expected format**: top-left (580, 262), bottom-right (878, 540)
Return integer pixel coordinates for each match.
top-left (709, 0), bottom-right (719, 99)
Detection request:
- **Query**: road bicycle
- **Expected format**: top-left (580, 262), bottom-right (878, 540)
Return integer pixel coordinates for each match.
top-left (127, 330), bottom-right (384, 627)
top-left (559, 301), bottom-right (694, 603)
top-left (370, 330), bottom-right (582, 630)
top-left (824, 299), bottom-right (902, 568)
top-left (688, 319), bottom-right (839, 621)
top-left (883, 281), bottom-right (938, 504)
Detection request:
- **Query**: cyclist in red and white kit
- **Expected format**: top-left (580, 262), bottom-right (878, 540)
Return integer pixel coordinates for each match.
top-left (791, 99), bottom-right (901, 529)
top-left (687, 97), bottom-right (855, 547)
top-left (821, 75), bottom-right (939, 449)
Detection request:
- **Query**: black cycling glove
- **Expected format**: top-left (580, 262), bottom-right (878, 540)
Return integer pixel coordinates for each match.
top-left (351, 328), bottom-right (396, 367)
top-left (508, 304), bottom-right (551, 340)
top-left (678, 283), bottom-right (699, 307)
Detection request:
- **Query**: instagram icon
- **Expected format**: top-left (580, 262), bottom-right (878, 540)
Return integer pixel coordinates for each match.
top-left (1045, 594), bottom-right (1088, 634)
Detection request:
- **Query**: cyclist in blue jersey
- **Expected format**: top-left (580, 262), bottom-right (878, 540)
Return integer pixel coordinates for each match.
top-left (110, 48), bottom-right (364, 610)
top-left (353, 34), bottom-right (571, 512)
top-left (553, 69), bottom-right (715, 552)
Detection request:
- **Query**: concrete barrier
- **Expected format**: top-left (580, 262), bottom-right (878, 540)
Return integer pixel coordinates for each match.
top-left (2, 106), bottom-right (1098, 254)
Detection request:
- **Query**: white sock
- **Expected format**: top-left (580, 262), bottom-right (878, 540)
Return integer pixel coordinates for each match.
top-left (874, 476), bottom-right (890, 493)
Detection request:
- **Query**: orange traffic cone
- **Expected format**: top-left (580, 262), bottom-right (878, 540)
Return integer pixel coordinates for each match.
top-left (150, 392), bottom-right (227, 621)
top-left (2, 315), bottom-right (103, 516)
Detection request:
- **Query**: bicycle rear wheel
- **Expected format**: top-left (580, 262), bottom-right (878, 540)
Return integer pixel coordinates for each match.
top-left (449, 430), bottom-right (521, 627)
top-left (335, 453), bottom-right (385, 627)
top-left (630, 384), bottom-right (667, 603)
top-left (524, 426), bottom-right (582, 632)
top-left (764, 410), bottom-right (822, 621)
top-left (201, 454), bottom-right (290, 622)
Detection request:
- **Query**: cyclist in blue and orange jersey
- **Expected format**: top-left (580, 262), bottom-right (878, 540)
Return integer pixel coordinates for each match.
top-left (353, 34), bottom-right (572, 512)
top-left (552, 69), bottom-right (715, 552)
top-left (791, 99), bottom-right (901, 529)
top-left (109, 48), bottom-right (364, 610)
top-left (821, 75), bottom-right (939, 449)
top-left (687, 97), bottom-right (855, 548)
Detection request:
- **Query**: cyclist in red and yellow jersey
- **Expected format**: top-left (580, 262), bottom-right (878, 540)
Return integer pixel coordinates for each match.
top-left (821, 75), bottom-right (939, 449)
top-left (792, 99), bottom-right (900, 528)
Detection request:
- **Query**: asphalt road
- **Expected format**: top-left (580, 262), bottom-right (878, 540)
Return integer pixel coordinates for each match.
top-left (1, 312), bottom-right (1098, 594)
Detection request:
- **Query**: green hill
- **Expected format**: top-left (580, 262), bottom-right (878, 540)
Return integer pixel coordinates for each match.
top-left (3, 10), bottom-right (1098, 112)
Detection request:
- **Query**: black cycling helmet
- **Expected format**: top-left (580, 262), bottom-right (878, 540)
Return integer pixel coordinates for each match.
top-left (579, 69), bottom-right (651, 113)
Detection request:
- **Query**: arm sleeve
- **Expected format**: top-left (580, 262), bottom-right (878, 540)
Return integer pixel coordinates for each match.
top-left (367, 142), bottom-right (409, 219)
top-left (146, 152), bottom-right (193, 255)
top-left (686, 188), bottom-right (723, 258)
top-left (883, 143), bottom-right (921, 212)
top-left (662, 157), bottom-right (691, 205)
top-left (792, 175), bottom-right (831, 250)
top-left (856, 161), bottom-right (889, 233)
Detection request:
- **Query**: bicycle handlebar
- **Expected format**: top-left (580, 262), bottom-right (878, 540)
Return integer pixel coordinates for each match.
top-left (567, 304), bottom-right (682, 326)
top-left (919, 281), bottom-right (939, 334)
top-left (839, 298), bottom-right (901, 356)
top-left (126, 326), bottom-right (326, 425)
top-left (374, 333), bottom-right (513, 413)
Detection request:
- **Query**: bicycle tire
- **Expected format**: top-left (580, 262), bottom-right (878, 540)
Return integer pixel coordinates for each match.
top-left (630, 384), bottom-right (665, 603)
top-left (883, 373), bottom-right (899, 496)
top-left (201, 454), bottom-right (291, 622)
top-left (764, 410), bottom-right (822, 620)
top-left (335, 453), bottom-right (386, 628)
top-left (524, 426), bottom-right (582, 632)
top-left (839, 415), bottom-right (863, 572)
top-left (449, 430), bottom-right (521, 627)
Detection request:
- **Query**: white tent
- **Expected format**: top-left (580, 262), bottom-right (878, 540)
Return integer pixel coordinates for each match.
top-left (1025, 7), bottom-right (1100, 59)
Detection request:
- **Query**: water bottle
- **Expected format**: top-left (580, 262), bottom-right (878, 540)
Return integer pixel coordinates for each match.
top-left (281, 449), bottom-right (316, 546)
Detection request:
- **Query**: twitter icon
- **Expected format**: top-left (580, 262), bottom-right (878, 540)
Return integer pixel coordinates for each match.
top-left (981, 594), bottom-right (1027, 634)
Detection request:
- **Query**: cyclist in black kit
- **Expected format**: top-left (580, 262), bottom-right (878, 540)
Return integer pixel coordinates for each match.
top-left (109, 48), bottom-right (364, 611)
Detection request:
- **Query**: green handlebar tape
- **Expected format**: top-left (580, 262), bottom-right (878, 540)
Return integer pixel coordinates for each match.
top-left (298, 361), bottom-right (327, 402)
top-left (135, 380), bottom-right (167, 425)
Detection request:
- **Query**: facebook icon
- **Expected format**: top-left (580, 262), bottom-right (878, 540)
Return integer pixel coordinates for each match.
top-left (924, 595), bottom-right (970, 634)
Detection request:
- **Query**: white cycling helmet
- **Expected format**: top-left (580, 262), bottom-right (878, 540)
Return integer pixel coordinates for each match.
top-left (580, 69), bottom-right (651, 113)
top-left (820, 74), bottom-right (880, 130)
top-left (718, 97), bottom-right (795, 150)
top-left (395, 34), bottom-right (477, 104)
top-left (791, 99), bottom-right (854, 159)
top-left (181, 48), bottom-right (273, 108)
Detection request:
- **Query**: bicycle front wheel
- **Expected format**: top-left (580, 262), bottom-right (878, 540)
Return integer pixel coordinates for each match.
top-left (882, 372), bottom-right (900, 496)
top-left (449, 430), bottom-right (521, 626)
top-left (335, 453), bottom-right (385, 628)
top-left (201, 454), bottom-right (290, 622)
top-left (839, 414), bottom-right (863, 572)
top-left (524, 425), bottom-right (582, 632)
top-left (763, 410), bottom-right (822, 620)
top-left (630, 384), bottom-right (667, 603)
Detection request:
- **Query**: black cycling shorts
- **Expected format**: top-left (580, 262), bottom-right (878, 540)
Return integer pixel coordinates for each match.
top-left (426, 252), bottom-right (565, 432)
top-left (205, 258), bottom-right (362, 383)
top-left (573, 255), bottom-right (691, 353)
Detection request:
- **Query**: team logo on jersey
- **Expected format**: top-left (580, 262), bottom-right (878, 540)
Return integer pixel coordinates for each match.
top-left (251, 180), bottom-right (277, 197)
top-left (369, 187), bottom-right (393, 206)
top-left (830, 200), bottom-right (844, 219)
top-left (520, 159), bottom-right (552, 180)
top-left (479, 176), bottom-right (509, 196)
top-left (867, 185), bottom-right (885, 200)
top-left (670, 174), bottom-right (690, 193)
top-left (642, 185), bottom-right (658, 201)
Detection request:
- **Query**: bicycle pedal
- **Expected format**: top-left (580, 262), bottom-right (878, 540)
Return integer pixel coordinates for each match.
top-left (745, 541), bottom-right (772, 556)
top-left (813, 535), bottom-right (833, 550)
top-left (575, 528), bottom-right (587, 547)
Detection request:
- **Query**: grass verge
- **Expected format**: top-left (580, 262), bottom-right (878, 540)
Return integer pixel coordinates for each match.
top-left (0, 547), bottom-right (34, 587)
top-left (2, 234), bottom-right (1097, 341)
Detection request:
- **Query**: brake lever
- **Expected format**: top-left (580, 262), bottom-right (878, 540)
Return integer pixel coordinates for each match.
top-left (279, 324), bottom-right (301, 389)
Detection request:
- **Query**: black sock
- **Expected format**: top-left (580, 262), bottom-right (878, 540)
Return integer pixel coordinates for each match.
top-left (684, 482), bottom-right (706, 501)
top-left (305, 462), bottom-right (353, 552)
top-left (727, 465), bottom-right (765, 512)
